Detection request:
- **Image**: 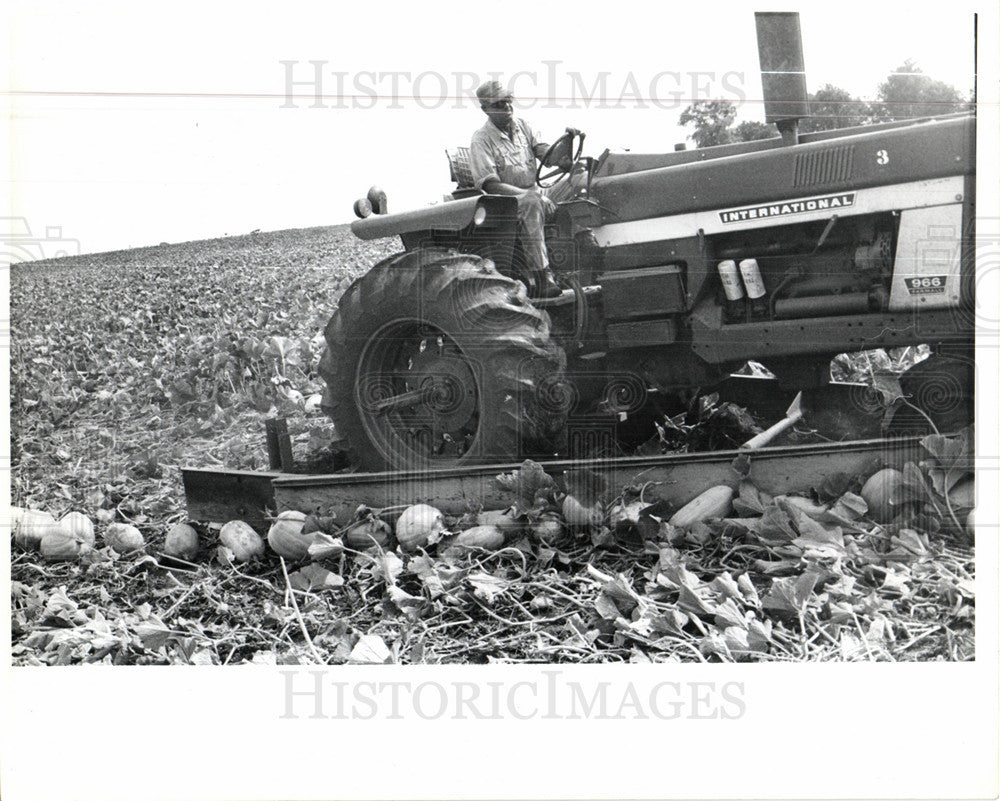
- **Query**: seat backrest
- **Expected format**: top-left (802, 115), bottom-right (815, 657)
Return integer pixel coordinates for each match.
top-left (445, 147), bottom-right (476, 189)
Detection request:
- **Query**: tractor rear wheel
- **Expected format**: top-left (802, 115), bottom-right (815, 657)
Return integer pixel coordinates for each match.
top-left (319, 249), bottom-right (567, 471)
top-left (889, 350), bottom-right (974, 435)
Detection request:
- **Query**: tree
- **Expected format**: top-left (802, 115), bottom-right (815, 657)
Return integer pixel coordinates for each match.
top-left (679, 101), bottom-right (737, 147)
top-left (732, 120), bottom-right (777, 141)
top-left (799, 84), bottom-right (869, 133)
top-left (869, 60), bottom-right (971, 121)
top-left (680, 63), bottom-right (970, 149)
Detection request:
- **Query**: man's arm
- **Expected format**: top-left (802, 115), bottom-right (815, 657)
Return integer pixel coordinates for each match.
top-left (471, 137), bottom-right (545, 199)
top-left (481, 178), bottom-right (532, 196)
top-left (482, 178), bottom-right (556, 217)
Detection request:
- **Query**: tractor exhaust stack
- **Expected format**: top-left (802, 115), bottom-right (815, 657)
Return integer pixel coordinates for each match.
top-left (755, 12), bottom-right (810, 145)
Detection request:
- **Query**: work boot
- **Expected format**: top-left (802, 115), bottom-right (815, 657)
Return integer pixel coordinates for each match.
top-left (531, 270), bottom-right (563, 299)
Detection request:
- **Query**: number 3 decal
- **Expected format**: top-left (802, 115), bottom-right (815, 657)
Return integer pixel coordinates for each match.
top-left (876, 149), bottom-right (889, 165)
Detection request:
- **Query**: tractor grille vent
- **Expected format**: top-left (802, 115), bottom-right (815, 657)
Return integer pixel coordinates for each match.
top-left (793, 145), bottom-right (855, 187)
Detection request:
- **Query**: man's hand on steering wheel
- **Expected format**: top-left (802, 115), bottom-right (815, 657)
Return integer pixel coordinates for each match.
top-left (537, 127), bottom-right (585, 188)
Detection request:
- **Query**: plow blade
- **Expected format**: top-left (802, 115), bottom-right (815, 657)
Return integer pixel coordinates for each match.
top-left (183, 436), bottom-right (929, 530)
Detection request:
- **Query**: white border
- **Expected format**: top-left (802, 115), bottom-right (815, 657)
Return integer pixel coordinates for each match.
top-left (3, 1), bottom-right (997, 800)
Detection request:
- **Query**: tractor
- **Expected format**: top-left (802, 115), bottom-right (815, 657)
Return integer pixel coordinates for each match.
top-left (319, 12), bottom-right (975, 472)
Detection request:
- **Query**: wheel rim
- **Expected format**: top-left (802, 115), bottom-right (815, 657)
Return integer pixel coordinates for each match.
top-left (354, 318), bottom-right (482, 466)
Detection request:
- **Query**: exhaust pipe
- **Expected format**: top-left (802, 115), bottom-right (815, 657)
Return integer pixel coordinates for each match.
top-left (755, 12), bottom-right (810, 145)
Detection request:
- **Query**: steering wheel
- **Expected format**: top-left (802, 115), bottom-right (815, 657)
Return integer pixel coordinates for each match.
top-left (536, 128), bottom-right (586, 189)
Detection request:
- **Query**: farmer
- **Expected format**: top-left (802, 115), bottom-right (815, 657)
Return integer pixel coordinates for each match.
top-left (469, 80), bottom-right (578, 299)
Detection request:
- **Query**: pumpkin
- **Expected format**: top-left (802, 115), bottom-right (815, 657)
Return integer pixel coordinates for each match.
top-left (267, 512), bottom-right (310, 561)
top-left (395, 504), bottom-right (447, 551)
top-left (13, 509), bottom-right (56, 551)
top-left (530, 513), bottom-right (565, 544)
top-left (59, 512), bottom-right (96, 547)
top-left (860, 468), bottom-right (905, 523)
top-left (668, 485), bottom-right (734, 528)
top-left (41, 529), bottom-right (88, 562)
top-left (105, 522), bottom-right (145, 554)
top-left (475, 509), bottom-right (524, 535)
top-left (164, 523), bottom-right (200, 561)
top-left (452, 525), bottom-right (505, 551)
top-left (219, 520), bottom-right (264, 562)
top-left (345, 518), bottom-right (393, 549)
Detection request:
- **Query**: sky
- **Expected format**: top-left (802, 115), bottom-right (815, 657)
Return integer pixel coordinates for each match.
top-left (2, 0), bottom-right (989, 256)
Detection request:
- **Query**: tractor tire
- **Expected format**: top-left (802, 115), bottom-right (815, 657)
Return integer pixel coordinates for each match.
top-left (319, 249), bottom-right (567, 471)
top-left (889, 351), bottom-right (974, 435)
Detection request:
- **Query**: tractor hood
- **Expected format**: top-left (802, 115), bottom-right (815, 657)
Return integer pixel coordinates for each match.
top-left (351, 195), bottom-right (516, 240)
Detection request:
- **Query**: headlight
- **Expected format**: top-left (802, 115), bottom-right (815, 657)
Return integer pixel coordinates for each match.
top-left (353, 198), bottom-right (373, 219)
top-left (473, 205), bottom-right (487, 226)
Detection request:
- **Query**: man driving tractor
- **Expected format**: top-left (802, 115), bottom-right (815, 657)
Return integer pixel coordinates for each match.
top-left (469, 80), bottom-right (579, 298)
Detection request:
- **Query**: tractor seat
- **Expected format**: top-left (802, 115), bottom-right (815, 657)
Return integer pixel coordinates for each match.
top-left (445, 147), bottom-right (484, 200)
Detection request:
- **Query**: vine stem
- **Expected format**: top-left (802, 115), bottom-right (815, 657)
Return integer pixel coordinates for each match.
top-left (279, 556), bottom-right (325, 665)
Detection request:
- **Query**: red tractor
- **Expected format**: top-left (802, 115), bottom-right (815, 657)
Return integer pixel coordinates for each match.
top-left (320, 13), bottom-right (974, 471)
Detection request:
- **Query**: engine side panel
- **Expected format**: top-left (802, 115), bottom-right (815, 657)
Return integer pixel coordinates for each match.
top-left (888, 205), bottom-right (963, 310)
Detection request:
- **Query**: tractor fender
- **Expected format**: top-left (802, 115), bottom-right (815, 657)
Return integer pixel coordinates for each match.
top-left (351, 194), bottom-right (517, 240)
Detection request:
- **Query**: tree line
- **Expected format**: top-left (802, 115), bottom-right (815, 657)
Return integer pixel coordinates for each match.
top-left (680, 60), bottom-right (973, 147)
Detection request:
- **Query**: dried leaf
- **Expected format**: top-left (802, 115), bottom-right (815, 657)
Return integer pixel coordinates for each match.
top-left (730, 452), bottom-right (752, 479)
top-left (369, 551), bottom-right (404, 586)
top-left (135, 623), bottom-right (174, 651)
top-left (756, 505), bottom-right (798, 543)
top-left (466, 572), bottom-right (508, 604)
top-left (920, 429), bottom-right (971, 472)
top-left (293, 564), bottom-right (344, 590)
top-left (829, 492), bottom-right (868, 521)
top-left (737, 574), bottom-right (761, 607)
top-left (306, 534), bottom-right (344, 561)
top-left (408, 556), bottom-right (463, 599)
top-left (349, 634), bottom-right (391, 664)
top-left (733, 481), bottom-right (771, 516)
top-left (762, 570), bottom-right (822, 615)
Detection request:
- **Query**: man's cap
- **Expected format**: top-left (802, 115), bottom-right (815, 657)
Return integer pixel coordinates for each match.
top-left (476, 80), bottom-right (512, 105)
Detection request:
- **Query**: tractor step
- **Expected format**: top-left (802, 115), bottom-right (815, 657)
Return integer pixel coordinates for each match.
top-left (182, 434), bottom-right (929, 532)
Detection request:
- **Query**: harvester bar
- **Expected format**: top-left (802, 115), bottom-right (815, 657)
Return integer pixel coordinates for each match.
top-left (182, 436), bottom-right (928, 529)
top-left (182, 467), bottom-right (283, 532)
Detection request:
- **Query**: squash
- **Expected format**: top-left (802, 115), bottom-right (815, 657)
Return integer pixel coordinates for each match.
top-left (59, 512), bottom-right (96, 547)
top-left (395, 504), bottom-right (447, 551)
top-left (452, 525), bottom-right (505, 551)
top-left (41, 529), bottom-right (88, 562)
top-left (13, 509), bottom-right (56, 551)
top-left (219, 520), bottom-right (264, 562)
top-left (345, 518), bottom-right (394, 549)
top-left (860, 468), bottom-right (905, 523)
top-left (267, 511), bottom-right (310, 561)
top-left (475, 509), bottom-right (524, 535)
top-left (105, 522), bottom-right (145, 554)
top-left (668, 485), bottom-right (734, 528)
top-left (530, 513), bottom-right (565, 544)
top-left (164, 523), bottom-right (200, 561)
